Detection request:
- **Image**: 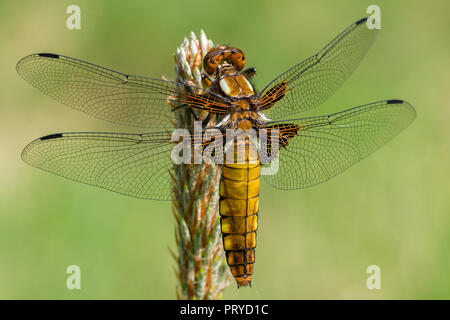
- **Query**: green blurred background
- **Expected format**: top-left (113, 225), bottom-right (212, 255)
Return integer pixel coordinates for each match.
top-left (1, 0), bottom-right (449, 299)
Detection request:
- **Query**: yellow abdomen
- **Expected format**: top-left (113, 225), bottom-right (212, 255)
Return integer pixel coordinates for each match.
top-left (219, 138), bottom-right (260, 287)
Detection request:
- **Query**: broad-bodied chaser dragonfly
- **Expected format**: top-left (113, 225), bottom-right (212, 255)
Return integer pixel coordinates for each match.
top-left (17, 18), bottom-right (415, 287)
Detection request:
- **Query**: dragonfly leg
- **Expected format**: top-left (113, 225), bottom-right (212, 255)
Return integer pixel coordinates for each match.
top-left (241, 67), bottom-right (256, 80)
top-left (201, 113), bottom-right (212, 127)
top-left (201, 73), bottom-right (212, 87)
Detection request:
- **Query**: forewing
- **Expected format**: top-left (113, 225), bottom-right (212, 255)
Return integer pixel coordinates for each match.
top-left (22, 131), bottom-right (175, 200)
top-left (259, 18), bottom-right (378, 120)
top-left (16, 53), bottom-right (228, 129)
top-left (262, 100), bottom-right (416, 189)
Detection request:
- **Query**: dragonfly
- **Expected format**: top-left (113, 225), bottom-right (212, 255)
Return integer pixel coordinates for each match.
top-left (17, 17), bottom-right (416, 287)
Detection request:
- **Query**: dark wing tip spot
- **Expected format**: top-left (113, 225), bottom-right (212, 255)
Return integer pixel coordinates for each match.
top-left (40, 133), bottom-right (63, 141)
top-left (355, 17), bottom-right (368, 26)
top-left (386, 99), bottom-right (404, 105)
top-left (38, 53), bottom-right (60, 59)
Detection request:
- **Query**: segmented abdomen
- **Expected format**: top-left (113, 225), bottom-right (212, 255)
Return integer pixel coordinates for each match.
top-left (219, 139), bottom-right (260, 287)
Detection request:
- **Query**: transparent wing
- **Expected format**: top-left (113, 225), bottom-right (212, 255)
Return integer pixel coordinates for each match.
top-left (22, 131), bottom-right (175, 200)
top-left (16, 53), bottom-right (229, 129)
top-left (262, 100), bottom-right (416, 189)
top-left (258, 17), bottom-right (378, 120)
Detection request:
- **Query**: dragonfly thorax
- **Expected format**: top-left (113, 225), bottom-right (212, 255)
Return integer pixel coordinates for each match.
top-left (222, 105), bottom-right (264, 130)
top-left (219, 74), bottom-right (254, 98)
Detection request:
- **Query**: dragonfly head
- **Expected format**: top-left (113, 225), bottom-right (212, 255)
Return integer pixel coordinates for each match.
top-left (203, 45), bottom-right (246, 75)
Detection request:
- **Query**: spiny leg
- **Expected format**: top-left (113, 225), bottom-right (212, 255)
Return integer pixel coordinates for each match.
top-left (241, 67), bottom-right (256, 80)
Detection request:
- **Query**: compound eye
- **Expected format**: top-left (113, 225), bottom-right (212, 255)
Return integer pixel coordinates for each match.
top-left (204, 56), bottom-right (220, 74)
top-left (205, 62), bottom-right (216, 74)
top-left (231, 52), bottom-right (246, 70)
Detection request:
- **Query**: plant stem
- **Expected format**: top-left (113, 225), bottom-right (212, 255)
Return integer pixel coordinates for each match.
top-left (171, 31), bottom-right (231, 300)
